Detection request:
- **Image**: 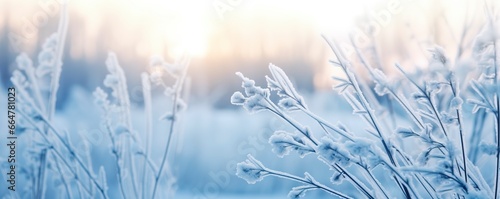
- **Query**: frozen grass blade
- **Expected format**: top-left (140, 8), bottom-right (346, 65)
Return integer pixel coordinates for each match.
top-left (47, 0), bottom-right (68, 120)
top-left (17, 108), bottom-right (108, 198)
top-left (151, 56), bottom-right (190, 199)
top-left (141, 73), bottom-right (153, 199)
top-left (39, 2), bottom-right (69, 198)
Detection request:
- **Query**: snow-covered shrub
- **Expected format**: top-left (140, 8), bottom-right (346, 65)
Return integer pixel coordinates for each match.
top-left (232, 13), bottom-right (500, 199)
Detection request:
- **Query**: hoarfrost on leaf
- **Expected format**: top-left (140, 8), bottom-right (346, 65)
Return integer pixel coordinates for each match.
top-left (42, 33), bottom-right (59, 50)
top-left (267, 63), bottom-right (306, 107)
top-left (372, 69), bottom-right (390, 96)
top-left (269, 131), bottom-right (314, 158)
top-left (288, 185), bottom-right (313, 199)
top-left (427, 81), bottom-right (444, 94)
top-left (230, 91), bottom-right (246, 105)
top-left (16, 53), bottom-right (33, 71)
top-left (449, 97), bottom-right (463, 110)
top-left (236, 155), bottom-right (268, 184)
top-left (93, 87), bottom-right (109, 108)
top-left (150, 70), bottom-right (164, 86)
top-left (428, 46), bottom-right (448, 66)
top-left (243, 94), bottom-right (267, 113)
top-left (441, 111), bottom-right (458, 124)
top-left (278, 98), bottom-right (300, 111)
top-left (345, 138), bottom-right (373, 157)
top-left (11, 70), bottom-right (29, 88)
top-left (317, 137), bottom-right (351, 166)
top-left (396, 127), bottom-right (419, 138)
top-left (330, 171), bottom-right (344, 185)
top-left (103, 74), bottom-right (119, 88)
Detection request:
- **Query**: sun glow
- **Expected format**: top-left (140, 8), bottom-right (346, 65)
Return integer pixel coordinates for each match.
top-left (69, 0), bottom-right (213, 59)
top-left (246, 0), bottom-right (382, 34)
top-left (5, 0), bottom-right (387, 61)
top-left (166, 8), bottom-right (212, 59)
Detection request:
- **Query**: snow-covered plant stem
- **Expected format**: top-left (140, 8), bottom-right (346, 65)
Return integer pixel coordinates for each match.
top-left (238, 154), bottom-right (351, 199)
top-left (47, 1), bottom-right (68, 120)
top-left (151, 58), bottom-right (190, 199)
top-left (103, 114), bottom-right (127, 199)
top-left (16, 105), bottom-right (108, 198)
top-left (351, 40), bottom-right (444, 199)
top-left (447, 73), bottom-right (468, 184)
top-left (39, 2), bottom-right (69, 198)
top-left (322, 36), bottom-right (414, 198)
top-left (53, 153), bottom-right (73, 198)
top-left (10, 2), bottom-right (110, 198)
top-left (484, 6), bottom-right (500, 198)
top-left (232, 65), bottom-right (409, 198)
top-left (93, 53), bottom-right (188, 199)
top-left (265, 104), bottom-right (376, 198)
top-left (141, 73), bottom-right (153, 199)
top-left (493, 27), bottom-right (500, 199)
top-left (233, 17), bottom-right (500, 197)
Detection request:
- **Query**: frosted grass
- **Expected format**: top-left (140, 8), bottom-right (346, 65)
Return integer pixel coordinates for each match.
top-left (232, 10), bottom-right (500, 199)
top-left (6, 4), bottom-right (190, 197)
top-left (3, 1), bottom-right (500, 199)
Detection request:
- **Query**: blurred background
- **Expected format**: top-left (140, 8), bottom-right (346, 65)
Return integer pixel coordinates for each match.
top-left (0, 0), bottom-right (492, 104)
top-left (0, 0), bottom-right (498, 198)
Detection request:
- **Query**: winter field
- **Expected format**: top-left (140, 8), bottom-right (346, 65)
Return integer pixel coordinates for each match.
top-left (1, 0), bottom-right (500, 198)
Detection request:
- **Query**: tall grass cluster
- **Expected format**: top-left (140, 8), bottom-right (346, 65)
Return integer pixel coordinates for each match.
top-left (6, 4), bottom-right (189, 199)
top-left (232, 7), bottom-right (500, 199)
